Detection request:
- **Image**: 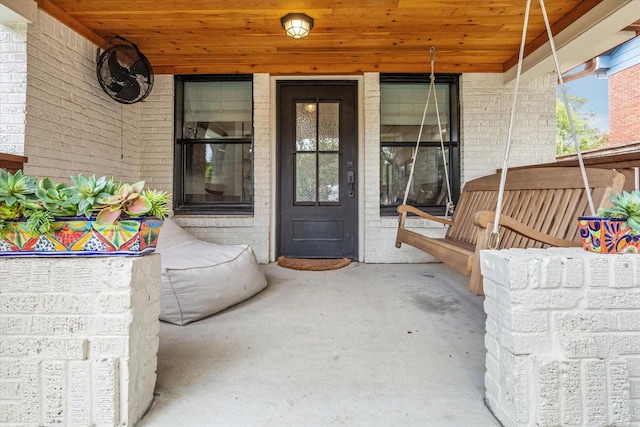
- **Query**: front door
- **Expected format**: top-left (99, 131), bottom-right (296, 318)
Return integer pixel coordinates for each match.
top-left (277, 81), bottom-right (358, 259)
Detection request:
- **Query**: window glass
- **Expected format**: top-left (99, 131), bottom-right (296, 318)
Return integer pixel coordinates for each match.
top-left (381, 84), bottom-right (451, 142)
top-left (182, 81), bottom-right (252, 140)
top-left (380, 146), bottom-right (448, 206)
top-left (183, 143), bottom-right (252, 204)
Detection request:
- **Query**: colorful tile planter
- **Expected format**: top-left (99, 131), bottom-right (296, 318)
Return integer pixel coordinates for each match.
top-left (577, 217), bottom-right (640, 254)
top-left (0, 217), bottom-right (163, 256)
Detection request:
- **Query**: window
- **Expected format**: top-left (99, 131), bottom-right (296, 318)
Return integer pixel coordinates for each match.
top-left (174, 75), bottom-right (253, 214)
top-left (380, 74), bottom-right (460, 216)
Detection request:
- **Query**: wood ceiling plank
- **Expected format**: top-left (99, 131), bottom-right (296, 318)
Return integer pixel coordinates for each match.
top-left (39, 0), bottom-right (606, 75)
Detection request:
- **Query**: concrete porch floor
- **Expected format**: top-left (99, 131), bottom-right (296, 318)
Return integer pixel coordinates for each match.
top-left (137, 262), bottom-right (500, 427)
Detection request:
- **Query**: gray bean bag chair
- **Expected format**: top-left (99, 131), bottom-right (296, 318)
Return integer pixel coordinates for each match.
top-left (155, 217), bottom-right (267, 325)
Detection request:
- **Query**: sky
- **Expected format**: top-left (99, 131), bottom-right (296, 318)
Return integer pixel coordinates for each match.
top-left (559, 74), bottom-right (610, 133)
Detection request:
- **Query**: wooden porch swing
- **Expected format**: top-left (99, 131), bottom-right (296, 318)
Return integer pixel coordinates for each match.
top-left (395, 0), bottom-right (626, 296)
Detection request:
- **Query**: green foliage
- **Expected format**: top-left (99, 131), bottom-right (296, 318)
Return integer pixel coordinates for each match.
top-left (597, 190), bottom-right (640, 233)
top-left (556, 96), bottom-right (608, 155)
top-left (0, 169), bottom-right (172, 235)
top-left (34, 178), bottom-right (78, 217)
top-left (0, 169), bottom-right (38, 209)
top-left (67, 174), bottom-right (116, 218)
top-left (95, 181), bottom-right (152, 226)
top-left (24, 210), bottom-right (56, 235)
top-left (142, 189), bottom-right (171, 219)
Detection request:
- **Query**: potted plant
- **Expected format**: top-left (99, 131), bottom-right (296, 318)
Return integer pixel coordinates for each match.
top-left (0, 169), bottom-right (170, 256)
top-left (578, 189), bottom-right (640, 253)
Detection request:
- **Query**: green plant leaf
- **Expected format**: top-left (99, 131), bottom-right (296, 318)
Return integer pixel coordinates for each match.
top-left (96, 207), bottom-right (122, 226)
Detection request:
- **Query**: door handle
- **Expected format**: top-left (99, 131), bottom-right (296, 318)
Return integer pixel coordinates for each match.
top-left (347, 171), bottom-right (355, 197)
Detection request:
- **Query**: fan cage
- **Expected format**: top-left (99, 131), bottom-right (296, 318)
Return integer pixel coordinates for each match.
top-left (96, 39), bottom-right (154, 104)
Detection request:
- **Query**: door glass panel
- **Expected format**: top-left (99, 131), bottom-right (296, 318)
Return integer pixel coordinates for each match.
top-left (296, 153), bottom-right (316, 202)
top-left (296, 102), bottom-right (317, 151)
top-left (319, 153), bottom-right (339, 202)
top-left (319, 103), bottom-right (339, 151)
top-left (294, 101), bottom-right (341, 204)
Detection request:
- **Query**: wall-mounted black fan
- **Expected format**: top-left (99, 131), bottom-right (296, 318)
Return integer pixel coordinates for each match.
top-left (96, 36), bottom-right (154, 104)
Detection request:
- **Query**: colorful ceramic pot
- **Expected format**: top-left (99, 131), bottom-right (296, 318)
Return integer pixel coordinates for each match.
top-left (577, 217), bottom-right (639, 254)
top-left (0, 217), bottom-right (163, 256)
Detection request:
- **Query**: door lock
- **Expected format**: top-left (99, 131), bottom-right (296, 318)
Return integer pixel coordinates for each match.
top-left (347, 171), bottom-right (355, 197)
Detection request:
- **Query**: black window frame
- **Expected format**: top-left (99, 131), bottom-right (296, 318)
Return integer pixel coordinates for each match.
top-left (379, 73), bottom-right (461, 217)
top-left (173, 74), bottom-right (254, 215)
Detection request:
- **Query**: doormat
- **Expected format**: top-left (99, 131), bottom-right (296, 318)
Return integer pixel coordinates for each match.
top-left (277, 256), bottom-right (351, 271)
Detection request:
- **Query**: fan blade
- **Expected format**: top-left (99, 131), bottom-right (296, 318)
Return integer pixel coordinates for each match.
top-left (106, 51), bottom-right (130, 82)
top-left (117, 80), bottom-right (141, 102)
top-left (108, 81), bottom-right (124, 94)
top-left (129, 58), bottom-right (151, 77)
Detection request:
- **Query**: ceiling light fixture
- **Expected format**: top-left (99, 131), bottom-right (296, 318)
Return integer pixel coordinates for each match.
top-left (281, 13), bottom-right (314, 39)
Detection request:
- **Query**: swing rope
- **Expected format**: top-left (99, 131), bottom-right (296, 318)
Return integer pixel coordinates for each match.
top-left (540, 0), bottom-right (595, 215)
top-left (401, 47), bottom-right (455, 218)
top-left (488, 0), bottom-right (595, 249)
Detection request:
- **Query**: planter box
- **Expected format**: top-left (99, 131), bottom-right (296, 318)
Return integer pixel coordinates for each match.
top-left (0, 217), bottom-right (163, 256)
top-left (578, 217), bottom-right (640, 254)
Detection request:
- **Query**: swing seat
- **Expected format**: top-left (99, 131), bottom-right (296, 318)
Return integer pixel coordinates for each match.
top-left (396, 167), bottom-right (625, 295)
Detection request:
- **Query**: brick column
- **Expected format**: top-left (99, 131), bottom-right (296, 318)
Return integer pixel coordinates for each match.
top-left (481, 247), bottom-right (640, 426)
top-left (0, 255), bottom-right (161, 426)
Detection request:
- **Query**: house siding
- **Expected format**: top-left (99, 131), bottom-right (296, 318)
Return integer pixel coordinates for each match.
top-left (609, 63), bottom-right (640, 145)
top-left (10, 9), bottom-right (557, 264)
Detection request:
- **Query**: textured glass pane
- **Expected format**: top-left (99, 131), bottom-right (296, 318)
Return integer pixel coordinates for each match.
top-left (319, 103), bottom-right (339, 151)
top-left (183, 81), bottom-right (252, 139)
top-left (296, 153), bottom-right (316, 202)
top-left (184, 143), bottom-right (253, 203)
top-left (319, 153), bottom-right (339, 202)
top-left (296, 103), bottom-right (317, 151)
top-left (380, 146), bottom-right (448, 206)
top-left (380, 83), bottom-right (450, 142)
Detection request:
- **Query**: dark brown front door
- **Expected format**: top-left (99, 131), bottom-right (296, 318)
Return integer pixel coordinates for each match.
top-left (277, 81), bottom-right (358, 259)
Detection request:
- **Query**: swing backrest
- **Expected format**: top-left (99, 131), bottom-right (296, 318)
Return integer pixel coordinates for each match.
top-left (446, 167), bottom-right (625, 248)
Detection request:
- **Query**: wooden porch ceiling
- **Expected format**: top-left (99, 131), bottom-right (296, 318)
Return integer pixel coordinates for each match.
top-left (34, 0), bottom-right (640, 75)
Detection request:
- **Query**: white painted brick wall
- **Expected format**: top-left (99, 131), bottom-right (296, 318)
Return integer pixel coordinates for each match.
top-left (22, 9), bottom-right (141, 182)
top-left (460, 73), bottom-right (557, 183)
top-left (140, 74), bottom-right (174, 193)
top-left (481, 247), bottom-right (640, 426)
top-left (0, 22), bottom-right (27, 155)
top-left (0, 255), bottom-right (161, 426)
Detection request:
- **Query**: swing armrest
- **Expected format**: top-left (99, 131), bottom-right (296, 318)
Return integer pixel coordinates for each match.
top-left (472, 211), bottom-right (580, 248)
top-left (397, 205), bottom-right (454, 226)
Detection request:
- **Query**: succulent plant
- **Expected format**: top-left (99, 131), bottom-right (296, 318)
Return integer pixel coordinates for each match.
top-left (24, 209), bottom-right (56, 235)
top-left (0, 169), bottom-right (171, 235)
top-left (34, 178), bottom-right (78, 217)
top-left (142, 189), bottom-right (171, 219)
top-left (597, 190), bottom-right (640, 233)
top-left (95, 181), bottom-right (153, 226)
top-left (66, 173), bottom-right (117, 218)
top-left (0, 169), bottom-right (38, 220)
